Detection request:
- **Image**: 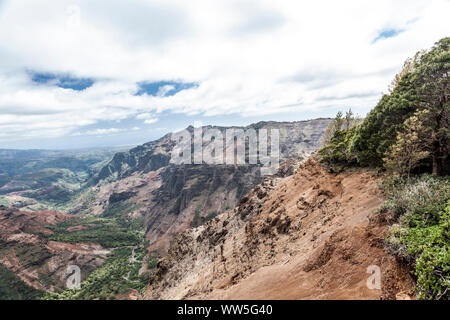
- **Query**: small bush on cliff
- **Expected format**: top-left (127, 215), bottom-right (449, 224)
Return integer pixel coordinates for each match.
top-left (320, 109), bottom-right (361, 147)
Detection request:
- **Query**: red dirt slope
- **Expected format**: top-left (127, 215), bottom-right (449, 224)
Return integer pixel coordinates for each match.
top-left (144, 158), bottom-right (414, 300)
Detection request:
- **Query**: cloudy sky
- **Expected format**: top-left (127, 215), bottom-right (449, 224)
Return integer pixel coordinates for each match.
top-left (0, 0), bottom-right (449, 149)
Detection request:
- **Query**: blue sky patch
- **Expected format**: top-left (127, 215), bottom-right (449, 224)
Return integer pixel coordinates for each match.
top-left (135, 80), bottom-right (198, 96)
top-left (372, 28), bottom-right (404, 43)
top-left (30, 72), bottom-right (94, 90)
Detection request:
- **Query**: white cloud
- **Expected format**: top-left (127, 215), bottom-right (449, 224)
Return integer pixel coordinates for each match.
top-left (136, 113), bottom-right (155, 120)
top-left (0, 0), bottom-right (449, 144)
top-left (144, 118), bottom-right (159, 125)
top-left (136, 113), bottom-right (159, 124)
top-left (71, 126), bottom-right (141, 137)
top-left (157, 85), bottom-right (175, 97)
top-left (85, 128), bottom-right (122, 136)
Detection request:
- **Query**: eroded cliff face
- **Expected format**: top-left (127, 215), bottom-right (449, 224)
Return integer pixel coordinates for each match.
top-left (0, 206), bottom-right (109, 293)
top-left (75, 119), bottom-right (331, 254)
top-left (144, 158), bottom-right (414, 300)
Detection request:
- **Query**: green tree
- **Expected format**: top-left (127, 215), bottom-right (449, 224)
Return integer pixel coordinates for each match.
top-left (321, 109), bottom-right (359, 147)
top-left (409, 38), bottom-right (449, 175)
top-left (321, 111), bottom-right (343, 147)
top-left (318, 110), bottom-right (360, 168)
top-left (383, 110), bottom-right (431, 177)
top-left (350, 37), bottom-right (449, 175)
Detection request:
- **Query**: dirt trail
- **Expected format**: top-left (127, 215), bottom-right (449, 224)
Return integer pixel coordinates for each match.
top-left (130, 247), bottom-right (138, 263)
top-left (144, 158), bottom-right (414, 300)
top-left (123, 246), bottom-right (142, 282)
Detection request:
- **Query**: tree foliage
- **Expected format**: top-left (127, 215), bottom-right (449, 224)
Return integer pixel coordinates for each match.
top-left (321, 109), bottom-right (361, 147)
top-left (321, 38), bottom-right (449, 176)
top-left (318, 109), bottom-right (361, 170)
top-left (383, 110), bottom-right (431, 177)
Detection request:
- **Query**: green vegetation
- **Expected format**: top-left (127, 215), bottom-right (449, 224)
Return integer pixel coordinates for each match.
top-left (38, 269), bottom-right (56, 290)
top-left (206, 210), bottom-right (218, 221)
top-left (73, 188), bottom-right (99, 214)
top-left (34, 209), bottom-right (148, 299)
top-left (191, 209), bottom-right (201, 227)
top-left (0, 243), bottom-right (53, 270)
top-left (102, 201), bottom-right (138, 218)
top-left (318, 112), bottom-right (359, 171)
top-left (380, 175), bottom-right (450, 227)
top-left (0, 174), bottom-right (11, 188)
top-left (147, 257), bottom-right (158, 269)
top-left (0, 196), bottom-right (9, 206)
top-left (318, 38), bottom-right (449, 300)
top-left (0, 148), bottom-right (149, 300)
top-left (43, 247), bottom-right (147, 300)
top-left (0, 148), bottom-right (121, 177)
top-left (0, 264), bottom-right (44, 300)
top-left (35, 216), bottom-right (143, 248)
top-left (385, 176), bottom-right (450, 299)
top-left (383, 110), bottom-right (431, 178)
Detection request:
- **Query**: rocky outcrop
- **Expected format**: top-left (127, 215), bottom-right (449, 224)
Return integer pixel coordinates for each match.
top-left (143, 158), bottom-right (414, 300)
top-left (95, 143), bottom-right (172, 183)
top-left (144, 164), bottom-right (262, 252)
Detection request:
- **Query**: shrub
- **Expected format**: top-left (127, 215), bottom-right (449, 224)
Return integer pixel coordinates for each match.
top-left (382, 175), bottom-right (450, 227)
top-left (318, 128), bottom-right (358, 171)
top-left (147, 257), bottom-right (158, 269)
top-left (385, 175), bottom-right (450, 299)
top-left (388, 202), bottom-right (449, 299)
top-left (318, 109), bottom-right (361, 170)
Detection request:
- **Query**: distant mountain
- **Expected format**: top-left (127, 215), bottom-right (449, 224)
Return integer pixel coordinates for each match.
top-left (0, 147), bottom-right (131, 212)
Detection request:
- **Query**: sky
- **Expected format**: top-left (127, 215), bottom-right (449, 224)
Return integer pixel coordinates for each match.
top-left (0, 0), bottom-right (449, 149)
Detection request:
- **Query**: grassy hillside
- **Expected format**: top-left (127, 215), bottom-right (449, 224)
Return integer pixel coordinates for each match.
top-left (0, 264), bottom-right (44, 300)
